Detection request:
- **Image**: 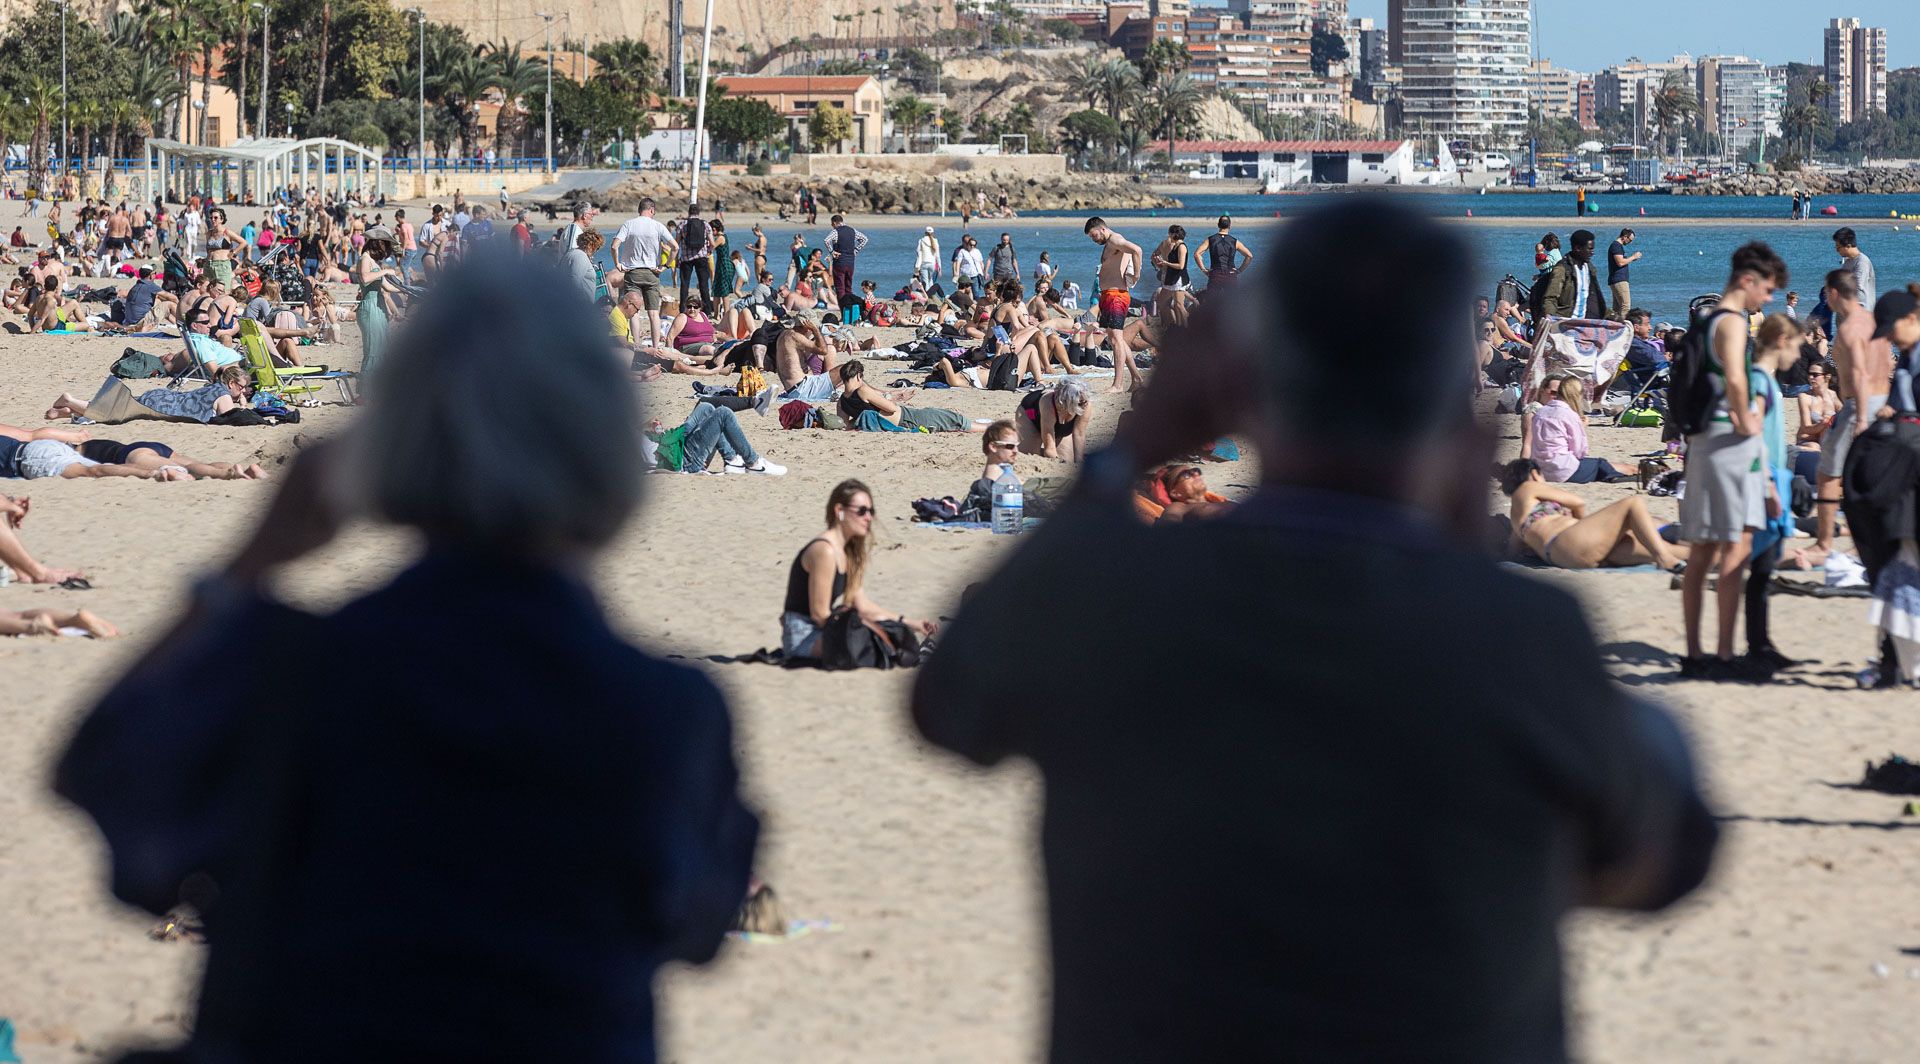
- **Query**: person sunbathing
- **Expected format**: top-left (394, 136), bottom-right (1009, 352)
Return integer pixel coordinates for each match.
top-left (622, 292), bottom-right (727, 377)
top-left (1521, 375), bottom-right (1635, 483)
top-left (837, 360), bottom-right (979, 433)
top-left (46, 365), bottom-right (253, 426)
top-left (0, 606), bottom-right (119, 638)
top-left (772, 316), bottom-right (848, 401)
top-left (990, 281), bottom-right (1073, 377)
top-left (1498, 458), bottom-right (1688, 571)
top-left (1, 494), bottom-right (86, 584)
top-left (1156, 465), bottom-right (1232, 523)
top-left (665, 295), bottom-right (732, 365)
top-left (27, 290), bottom-right (99, 332)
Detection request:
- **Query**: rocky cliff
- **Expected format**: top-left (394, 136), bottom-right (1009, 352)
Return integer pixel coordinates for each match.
top-left (411, 0), bottom-right (951, 65)
top-left (576, 171), bottom-right (1177, 215)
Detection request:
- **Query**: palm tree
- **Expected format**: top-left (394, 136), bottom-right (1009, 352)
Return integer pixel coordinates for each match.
top-left (1648, 70), bottom-right (1698, 159)
top-left (104, 98), bottom-right (141, 178)
top-left (887, 93), bottom-right (934, 151)
top-left (483, 42), bottom-right (550, 160)
top-left (1067, 54), bottom-right (1104, 112)
top-left (590, 38), bottom-right (659, 101)
top-left (439, 51), bottom-right (502, 160)
top-left (1116, 125), bottom-right (1149, 172)
top-left (1145, 73), bottom-right (1199, 165)
top-left (1099, 58), bottom-right (1141, 123)
top-left (21, 76), bottom-right (58, 195)
top-left (139, 0), bottom-right (199, 142)
top-left (70, 98), bottom-right (102, 196)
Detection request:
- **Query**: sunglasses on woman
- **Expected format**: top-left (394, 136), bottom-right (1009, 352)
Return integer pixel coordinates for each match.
top-left (846, 505), bottom-right (875, 517)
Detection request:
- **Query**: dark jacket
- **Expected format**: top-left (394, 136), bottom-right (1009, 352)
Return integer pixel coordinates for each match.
top-left (58, 553), bottom-right (758, 1064)
top-left (913, 486), bottom-right (1716, 1064)
top-left (1541, 256), bottom-right (1608, 319)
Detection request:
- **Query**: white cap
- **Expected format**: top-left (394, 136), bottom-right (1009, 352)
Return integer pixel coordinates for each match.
top-left (925, 226), bottom-right (935, 233)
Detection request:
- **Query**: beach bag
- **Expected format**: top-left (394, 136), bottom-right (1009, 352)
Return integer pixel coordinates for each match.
top-left (737, 363), bottom-right (768, 397)
top-left (985, 351), bottom-right (1020, 391)
top-left (112, 348), bottom-right (167, 379)
top-left (818, 608), bottom-right (922, 670)
top-left (1666, 308), bottom-right (1740, 439)
top-left (871, 302), bottom-right (896, 327)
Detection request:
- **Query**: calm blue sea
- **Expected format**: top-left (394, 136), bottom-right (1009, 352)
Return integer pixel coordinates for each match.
top-left (595, 191), bottom-right (1920, 326)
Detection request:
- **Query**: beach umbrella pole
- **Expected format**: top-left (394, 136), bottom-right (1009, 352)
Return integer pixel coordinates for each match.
top-left (687, 0), bottom-right (717, 209)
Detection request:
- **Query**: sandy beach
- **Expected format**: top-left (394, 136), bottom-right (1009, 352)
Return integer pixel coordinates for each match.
top-left (1, 194), bottom-right (1916, 1062)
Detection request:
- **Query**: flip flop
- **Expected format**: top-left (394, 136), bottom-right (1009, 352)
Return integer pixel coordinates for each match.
top-left (58, 576), bottom-right (92, 590)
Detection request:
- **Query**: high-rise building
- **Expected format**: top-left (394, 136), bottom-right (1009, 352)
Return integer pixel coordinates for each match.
top-left (1348, 15), bottom-right (1388, 90)
top-left (1706, 56), bottom-right (1784, 159)
top-left (1391, 0), bottom-right (1531, 147)
top-left (1824, 17), bottom-right (1888, 125)
top-left (1576, 80), bottom-right (1596, 130)
top-left (1526, 59), bottom-right (1585, 121)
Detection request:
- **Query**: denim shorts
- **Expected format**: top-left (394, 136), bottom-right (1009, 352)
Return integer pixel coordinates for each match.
top-left (782, 611), bottom-right (823, 659)
top-left (780, 373), bottom-right (835, 403)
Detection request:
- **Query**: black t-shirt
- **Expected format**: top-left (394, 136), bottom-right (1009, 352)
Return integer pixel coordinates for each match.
top-left (913, 487), bottom-right (1717, 1063)
top-left (1607, 240), bottom-right (1631, 284)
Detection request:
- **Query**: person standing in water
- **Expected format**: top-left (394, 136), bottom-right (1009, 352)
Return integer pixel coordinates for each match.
top-left (1084, 217), bottom-right (1145, 395)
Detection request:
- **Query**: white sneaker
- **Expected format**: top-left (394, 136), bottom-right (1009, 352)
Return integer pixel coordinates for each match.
top-left (747, 459), bottom-right (787, 476)
top-left (723, 457), bottom-right (747, 475)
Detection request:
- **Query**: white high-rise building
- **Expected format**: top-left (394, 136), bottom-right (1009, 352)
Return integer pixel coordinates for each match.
top-left (1707, 57), bottom-right (1785, 160)
top-left (1824, 17), bottom-right (1888, 126)
top-left (1390, 0), bottom-right (1531, 148)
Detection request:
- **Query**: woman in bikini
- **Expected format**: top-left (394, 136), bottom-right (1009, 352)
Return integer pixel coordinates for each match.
top-left (781, 479), bottom-right (937, 661)
top-left (748, 224), bottom-right (768, 277)
top-left (1499, 458), bottom-right (1688, 572)
top-left (1016, 378), bottom-right (1093, 461)
top-left (204, 209), bottom-right (244, 289)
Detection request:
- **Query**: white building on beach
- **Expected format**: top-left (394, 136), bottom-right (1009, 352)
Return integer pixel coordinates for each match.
top-left (1173, 139), bottom-right (1412, 186)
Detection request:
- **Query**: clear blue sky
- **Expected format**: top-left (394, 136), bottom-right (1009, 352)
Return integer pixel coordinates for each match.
top-left (1345, 1), bottom-right (1917, 73)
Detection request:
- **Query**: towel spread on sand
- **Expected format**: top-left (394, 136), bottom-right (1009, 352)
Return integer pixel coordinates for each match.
top-left (729, 919), bottom-right (842, 945)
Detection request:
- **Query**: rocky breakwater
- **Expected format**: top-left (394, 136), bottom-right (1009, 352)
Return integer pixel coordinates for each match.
top-left (1672, 168), bottom-right (1920, 196)
top-left (574, 171), bottom-right (1177, 214)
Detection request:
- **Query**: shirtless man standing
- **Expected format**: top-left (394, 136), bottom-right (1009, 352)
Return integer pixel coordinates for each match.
top-left (131, 203), bottom-right (151, 255)
top-left (1084, 216), bottom-right (1145, 394)
top-left (1807, 267), bottom-right (1891, 567)
top-left (105, 206), bottom-right (133, 265)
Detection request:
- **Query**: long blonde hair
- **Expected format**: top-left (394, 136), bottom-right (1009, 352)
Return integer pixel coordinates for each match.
top-left (1555, 374), bottom-right (1586, 415)
top-left (827, 479), bottom-right (872, 591)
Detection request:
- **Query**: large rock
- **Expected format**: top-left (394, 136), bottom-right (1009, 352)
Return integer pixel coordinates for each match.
top-left (1672, 167), bottom-right (1920, 196)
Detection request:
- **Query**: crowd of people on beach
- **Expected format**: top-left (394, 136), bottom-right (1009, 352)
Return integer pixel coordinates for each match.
top-left (14, 160), bottom-right (1920, 1064)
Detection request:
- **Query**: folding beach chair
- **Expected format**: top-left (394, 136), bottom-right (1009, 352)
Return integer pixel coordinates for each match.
top-left (236, 319), bottom-right (358, 404)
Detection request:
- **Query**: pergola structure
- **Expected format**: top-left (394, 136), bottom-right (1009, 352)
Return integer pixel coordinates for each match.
top-left (144, 136), bottom-right (384, 205)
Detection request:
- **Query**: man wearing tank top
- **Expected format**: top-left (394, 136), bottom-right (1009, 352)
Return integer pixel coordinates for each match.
top-left (1203, 216), bottom-right (1254, 290)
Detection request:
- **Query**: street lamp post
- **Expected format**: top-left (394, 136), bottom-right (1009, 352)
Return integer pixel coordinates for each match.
top-left (59, 0), bottom-right (68, 172)
top-left (411, 8), bottom-right (426, 170)
top-left (253, 2), bottom-right (270, 139)
top-left (536, 12), bottom-right (555, 172)
top-left (686, 0), bottom-right (716, 207)
top-left (285, 102), bottom-right (293, 137)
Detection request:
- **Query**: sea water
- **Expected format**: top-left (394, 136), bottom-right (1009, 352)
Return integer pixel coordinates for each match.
top-left (590, 191), bottom-right (1920, 326)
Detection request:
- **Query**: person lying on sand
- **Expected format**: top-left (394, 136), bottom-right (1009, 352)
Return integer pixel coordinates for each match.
top-left (837, 360), bottom-right (980, 433)
top-left (2, 420), bottom-right (265, 482)
top-left (0, 606), bottom-right (118, 638)
top-left (1155, 465), bottom-right (1232, 523)
top-left (1499, 458), bottom-right (1688, 572)
top-left (46, 366), bottom-right (253, 426)
top-left (1, 494), bottom-right (86, 584)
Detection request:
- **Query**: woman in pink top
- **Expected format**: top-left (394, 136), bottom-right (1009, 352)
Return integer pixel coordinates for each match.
top-left (666, 295), bottom-right (728, 366)
top-left (1524, 376), bottom-right (1634, 483)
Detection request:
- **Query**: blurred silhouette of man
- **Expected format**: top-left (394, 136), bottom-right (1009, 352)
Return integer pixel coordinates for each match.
top-left (912, 200), bottom-right (1718, 1064)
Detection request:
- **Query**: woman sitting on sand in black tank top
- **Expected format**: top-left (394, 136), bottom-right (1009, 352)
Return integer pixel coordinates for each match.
top-left (782, 480), bottom-right (939, 660)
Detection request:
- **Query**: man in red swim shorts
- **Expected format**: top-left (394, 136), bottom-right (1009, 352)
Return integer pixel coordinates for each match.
top-left (1085, 216), bottom-right (1145, 394)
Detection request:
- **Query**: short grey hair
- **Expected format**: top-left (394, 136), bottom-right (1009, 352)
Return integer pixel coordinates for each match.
top-left (351, 250), bottom-right (642, 555)
top-left (1051, 377), bottom-right (1091, 420)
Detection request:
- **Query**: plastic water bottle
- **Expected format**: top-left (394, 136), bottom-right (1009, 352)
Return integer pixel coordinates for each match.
top-left (991, 463), bottom-right (1023, 535)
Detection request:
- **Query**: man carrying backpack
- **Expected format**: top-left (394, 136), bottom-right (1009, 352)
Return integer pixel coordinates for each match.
top-left (1675, 242), bottom-right (1789, 681)
top-left (1538, 230), bottom-right (1608, 320)
top-left (677, 205), bottom-right (714, 306)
